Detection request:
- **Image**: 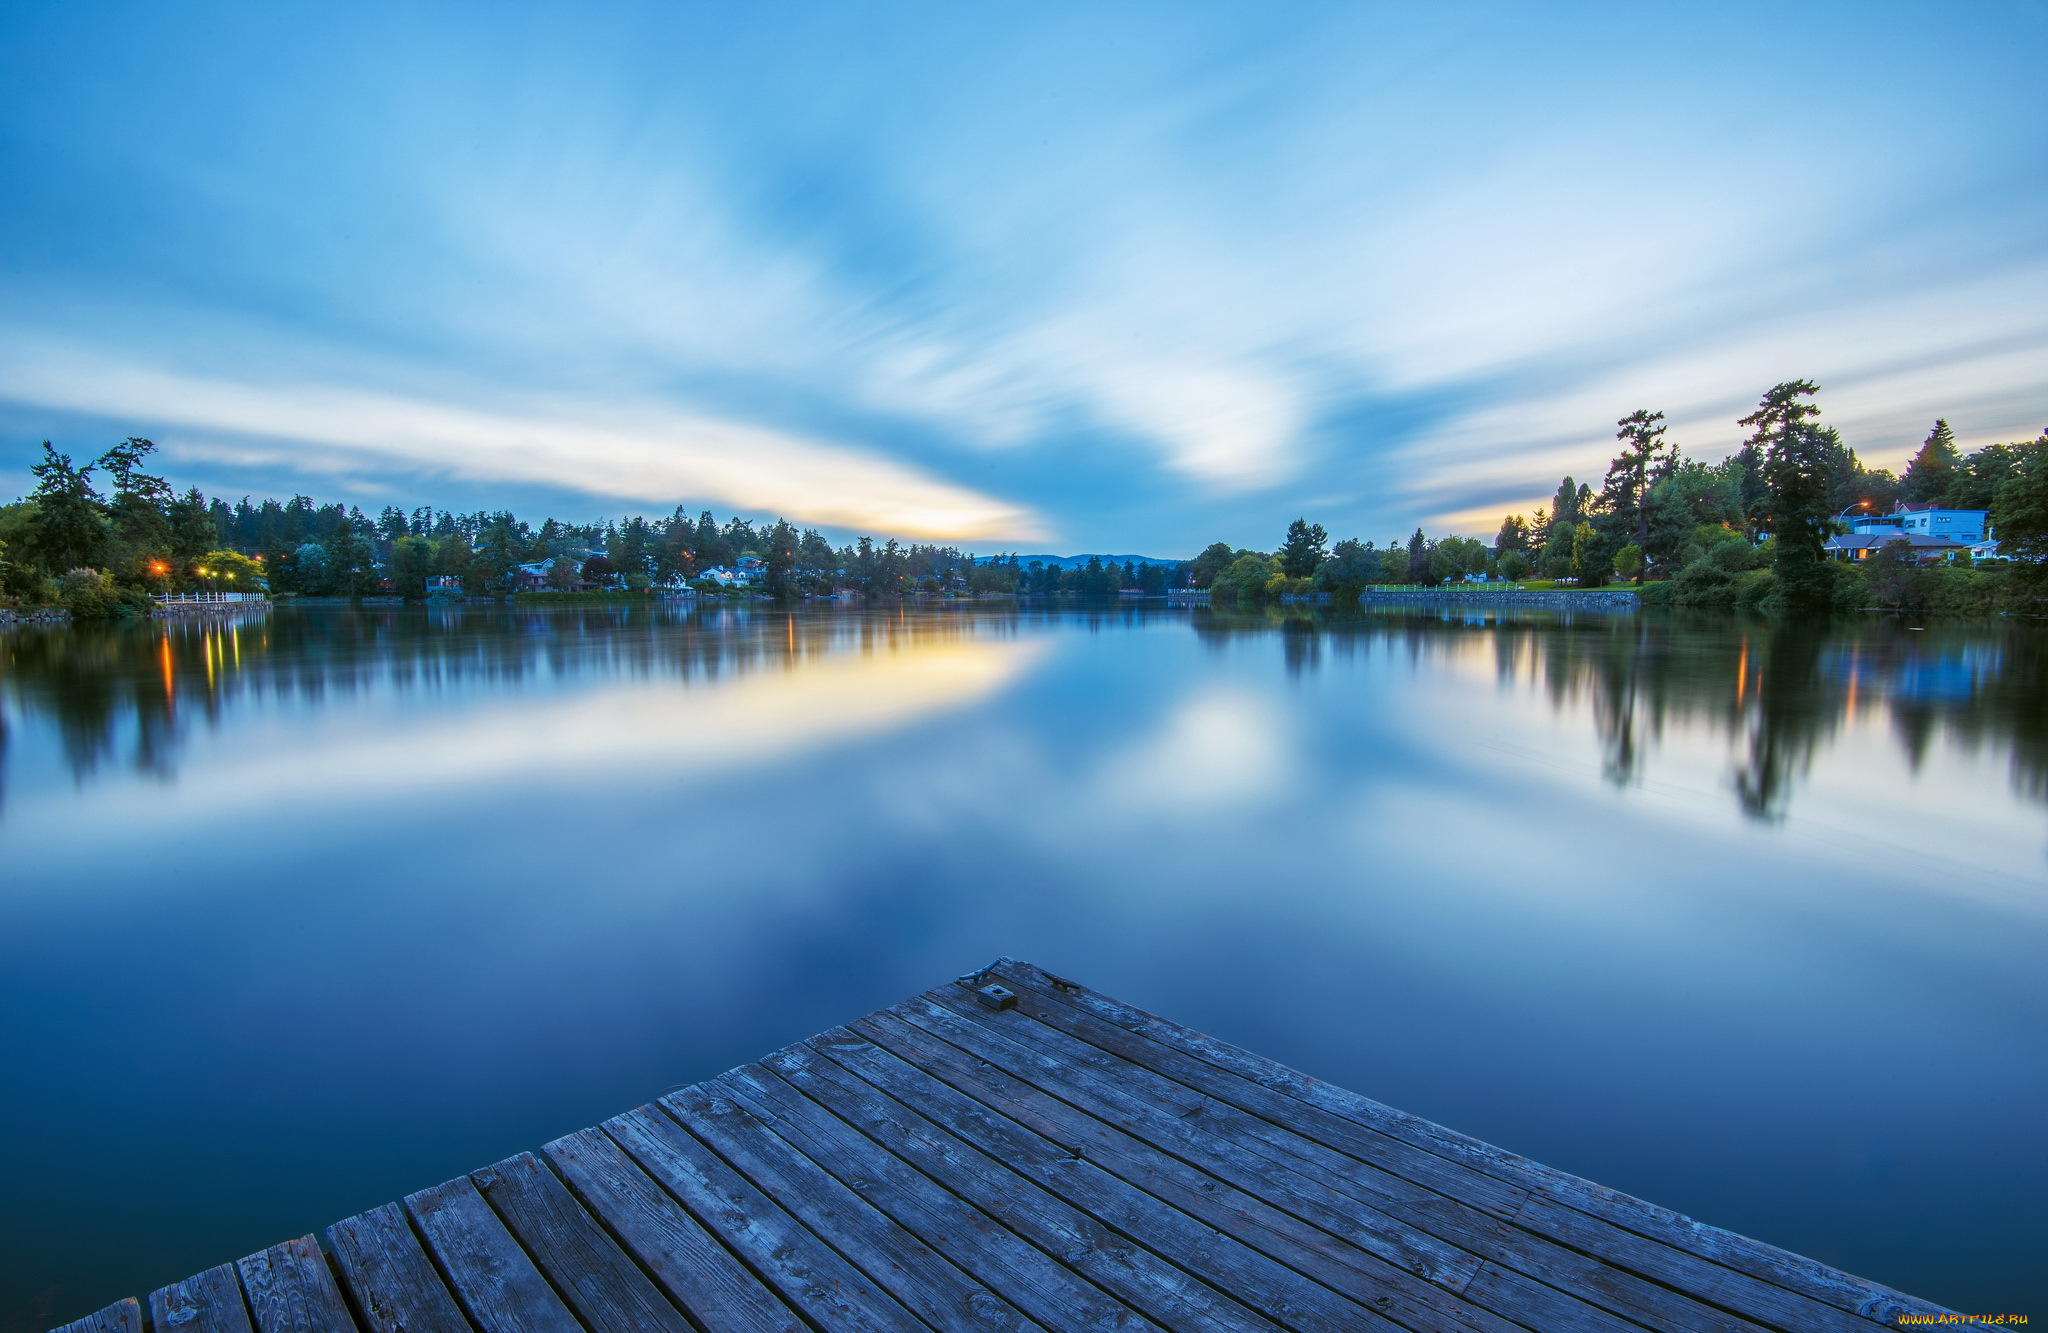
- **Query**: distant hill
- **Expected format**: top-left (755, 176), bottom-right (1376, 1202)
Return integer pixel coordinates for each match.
top-left (983, 553), bottom-right (1183, 569)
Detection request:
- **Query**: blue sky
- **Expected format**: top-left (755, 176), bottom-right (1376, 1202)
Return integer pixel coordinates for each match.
top-left (2, 1), bottom-right (2044, 553)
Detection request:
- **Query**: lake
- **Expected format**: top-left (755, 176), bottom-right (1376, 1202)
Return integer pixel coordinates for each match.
top-left (1, 601), bottom-right (2042, 1327)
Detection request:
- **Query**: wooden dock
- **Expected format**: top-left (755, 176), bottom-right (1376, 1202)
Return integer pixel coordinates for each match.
top-left (55, 959), bottom-right (1952, 1333)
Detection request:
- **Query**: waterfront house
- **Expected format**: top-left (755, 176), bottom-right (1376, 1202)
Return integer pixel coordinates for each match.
top-left (700, 558), bottom-right (765, 588)
top-left (1849, 502), bottom-right (1990, 542)
top-left (1823, 531), bottom-right (1971, 563)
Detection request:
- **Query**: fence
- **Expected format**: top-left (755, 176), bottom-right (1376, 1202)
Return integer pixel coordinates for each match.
top-left (153, 592), bottom-right (267, 604)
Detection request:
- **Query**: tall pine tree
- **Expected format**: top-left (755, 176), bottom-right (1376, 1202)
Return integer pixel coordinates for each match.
top-left (1278, 518), bottom-right (1328, 577)
top-left (1602, 409), bottom-right (1671, 584)
top-left (1901, 420), bottom-right (1960, 504)
top-left (1740, 380), bottom-right (1834, 606)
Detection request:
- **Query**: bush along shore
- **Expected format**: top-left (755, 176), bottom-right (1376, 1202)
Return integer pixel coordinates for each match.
top-left (1640, 543), bottom-right (2044, 615)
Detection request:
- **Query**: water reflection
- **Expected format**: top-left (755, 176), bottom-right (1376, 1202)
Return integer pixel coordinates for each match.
top-left (3, 602), bottom-right (2044, 1323)
top-left (0, 604), bottom-right (1035, 805)
top-left (1193, 605), bottom-right (2048, 825)
top-left (4, 606), bottom-right (2046, 834)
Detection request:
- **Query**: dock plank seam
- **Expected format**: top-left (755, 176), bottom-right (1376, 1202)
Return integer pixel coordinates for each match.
top-left (600, 1104), bottom-right (935, 1333)
top-left (658, 1082), bottom-right (1047, 1332)
top-left (469, 1151), bottom-right (697, 1333)
top-left (540, 1127), bottom-right (809, 1333)
top-left (883, 996), bottom-right (1580, 1333)
top-left (849, 1010), bottom-right (1457, 1333)
top-left (711, 1059), bottom-right (1163, 1333)
top-left (802, 1026), bottom-right (1406, 1333)
top-left (994, 965), bottom-right (1908, 1333)
top-left (765, 1035), bottom-right (1288, 1333)
top-left (983, 963), bottom-right (1866, 1333)
top-left (982, 959), bottom-right (1950, 1330)
top-left (963, 974), bottom-right (1782, 1333)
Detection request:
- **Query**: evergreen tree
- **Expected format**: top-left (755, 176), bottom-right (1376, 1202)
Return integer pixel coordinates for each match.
top-left (23, 443), bottom-right (108, 573)
top-left (1494, 514), bottom-right (1531, 553)
top-left (1550, 477), bottom-right (1581, 527)
top-left (1601, 409), bottom-right (1671, 583)
top-left (325, 512), bottom-right (380, 597)
top-left (1405, 528), bottom-right (1432, 584)
top-left (1742, 381), bottom-right (1835, 606)
top-left (472, 522), bottom-right (521, 594)
top-left (762, 519), bottom-right (801, 597)
top-left (388, 535), bottom-right (437, 600)
top-left (693, 511), bottom-right (733, 568)
top-left (1736, 379), bottom-right (1822, 530)
top-left (434, 529), bottom-right (474, 586)
top-left (1943, 440), bottom-right (2019, 511)
top-left (1902, 420), bottom-right (1960, 504)
top-left (1988, 437), bottom-right (2048, 564)
top-left (166, 487), bottom-right (218, 564)
top-left (1278, 518), bottom-right (1328, 577)
top-left (98, 438), bottom-right (172, 557)
top-left (1189, 542), bottom-right (1238, 588)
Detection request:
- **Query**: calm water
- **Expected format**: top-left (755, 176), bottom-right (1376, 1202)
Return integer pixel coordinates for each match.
top-left (2, 602), bottom-right (2043, 1326)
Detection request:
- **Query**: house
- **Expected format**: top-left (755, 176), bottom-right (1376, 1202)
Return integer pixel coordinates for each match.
top-left (1849, 502), bottom-right (1990, 542)
top-left (510, 560), bottom-right (556, 591)
top-left (511, 553), bottom-right (613, 592)
top-left (699, 558), bottom-right (765, 588)
top-left (424, 575), bottom-right (463, 596)
top-left (1823, 531), bottom-right (1971, 564)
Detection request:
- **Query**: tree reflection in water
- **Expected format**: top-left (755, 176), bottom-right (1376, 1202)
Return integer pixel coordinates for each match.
top-left (4, 601), bottom-right (2045, 825)
top-left (1198, 602), bottom-right (2048, 823)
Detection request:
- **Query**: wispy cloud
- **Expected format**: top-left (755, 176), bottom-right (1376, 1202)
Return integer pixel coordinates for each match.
top-left (0, 1), bottom-right (2042, 545)
top-left (0, 342), bottom-right (1045, 539)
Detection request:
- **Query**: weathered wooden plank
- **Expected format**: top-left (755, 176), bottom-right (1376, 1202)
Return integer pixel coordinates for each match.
top-left (662, 1081), bottom-right (1044, 1333)
top-left (149, 1262), bottom-right (255, 1333)
top-left (983, 967), bottom-right (1778, 1333)
top-left (761, 1044), bottom-right (1286, 1333)
top-left (811, 1024), bottom-right (1410, 1333)
top-left (404, 1177), bottom-right (579, 1333)
top-left (983, 959), bottom-right (1950, 1328)
top-left (236, 1234), bottom-right (358, 1333)
top-left (469, 1151), bottom-right (694, 1333)
top-left (543, 1127), bottom-right (806, 1333)
top-left (920, 983), bottom-right (1747, 1333)
top-left (870, 1004), bottom-right (1549, 1333)
top-left (328, 1202), bottom-right (474, 1333)
top-left (713, 1059), bottom-right (1158, 1333)
top-left (51, 1298), bottom-right (141, 1333)
top-left (757, 1040), bottom-right (1285, 1333)
top-left (915, 989), bottom-right (1489, 1290)
top-left (602, 1104), bottom-right (925, 1333)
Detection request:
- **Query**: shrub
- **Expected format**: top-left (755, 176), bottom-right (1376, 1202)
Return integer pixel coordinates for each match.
top-left (1211, 554), bottom-right (1279, 602)
top-left (56, 568), bottom-right (147, 618)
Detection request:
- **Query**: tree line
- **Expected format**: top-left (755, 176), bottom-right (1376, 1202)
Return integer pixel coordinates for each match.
top-left (1181, 381), bottom-right (2046, 610)
top-left (1185, 521), bottom-right (1497, 603)
top-left (0, 439), bottom-right (1190, 614)
top-left (1490, 383), bottom-right (2045, 606)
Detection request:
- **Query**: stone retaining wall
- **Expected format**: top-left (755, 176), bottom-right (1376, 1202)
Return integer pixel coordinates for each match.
top-left (0, 607), bottom-right (71, 627)
top-left (153, 601), bottom-right (274, 619)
